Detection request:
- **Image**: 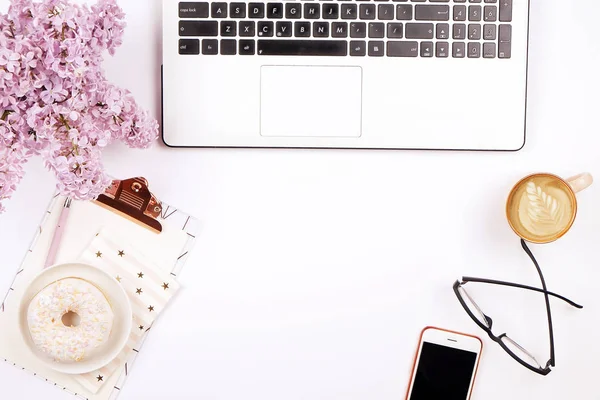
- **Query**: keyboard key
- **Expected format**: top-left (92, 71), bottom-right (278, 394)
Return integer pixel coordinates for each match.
top-left (360, 4), bottom-right (376, 20)
top-left (396, 5), bottom-right (412, 20)
top-left (248, 3), bottom-right (265, 18)
top-left (276, 21), bottom-right (292, 37)
top-left (499, 24), bottom-right (511, 42)
top-left (368, 22), bottom-right (385, 38)
top-left (467, 42), bottom-right (480, 58)
top-left (221, 21), bottom-right (236, 36)
top-left (387, 41), bottom-right (418, 57)
top-left (239, 21), bottom-right (256, 37)
top-left (483, 24), bottom-right (496, 40)
top-left (258, 21), bottom-right (274, 37)
top-left (405, 23), bottom-right (433, 39)
top-left (453, 5), bottom-right (466, 21)
top-left (285, 3), bottom-right (302, 19)
top-left (350, 41), bottom-right (366, 56)
top-left (452, 23), bottom-right (466, 39)
top-left (211, 2), bottom-right (227, 18)
top-left (378, 4), bottom-right (394, 20)
top-left (468, 24), bottom-right (481, 40)
top-left (452, 42), bottom-right (465, 58)
top-left (499, 41), bottom-right (511, 58)
top-left (267, 3), bottom-right (283, 18)
top-left (179, 21), bottom-right (219, 37)
top-left (179, 2), bottom-right (209, 18)
top-left (179, 39), bottom-right (200, 55)
top-left (332, 22), bottom-right (348, 37)
top-left (314, 21), bottom-right (329, 37)
top-left (483, 42), bottom-right (496, 58)
top-left (499, 0), bottom-right (512, 22)
top-left (469, 0), bottom-right (482, 3)
top-left (420, 41), bottom-right (434, 57)
top-left (484, 5), bottom-right (497, 21)
top-left (295, 21), bottom-right (311, 37)
top-left (368, 41), bottom-right (385, 57)
top-left (323, 3), bottom-right (339, 19)
top-left (257, 40), bottom-right (347, 56)
top-left (350, 22), bottom-right (366, 38)
top-left (387, 22), bottom-right (403, 38)
top-left (436, 41), bottom-right (449, 57)
top-left (239, 39), bottom-right (255, 55)
top-left (220, 39), bottom-right (236, 55)
top-left (341, 4), bottom-right (357, 19)
top-left (484, 0), bottom-right (497, 3)
top-left (415, 5), bottom-right (449, 21)
top-left (468, 5), bottom-right (481, 21)
top-left (436, 23), bottom-right (449, 39)
top-left (304, 3), bottom-right (320, 19)
top-left (230, 3), bottom-right (246, 18)
top-left (202, 39), bottom-right (218, 55)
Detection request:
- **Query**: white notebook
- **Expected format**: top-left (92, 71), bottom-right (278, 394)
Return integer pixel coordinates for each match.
top-left (0, 182), bottom-right (198, 400)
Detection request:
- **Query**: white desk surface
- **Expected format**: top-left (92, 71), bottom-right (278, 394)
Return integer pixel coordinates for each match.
top-left (1, 0), bottom-right (600, 399)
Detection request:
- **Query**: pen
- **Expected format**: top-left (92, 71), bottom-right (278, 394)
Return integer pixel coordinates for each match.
top-left (44, 198), bottom-right (72, 269)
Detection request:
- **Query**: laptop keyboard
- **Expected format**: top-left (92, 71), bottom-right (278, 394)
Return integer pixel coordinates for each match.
top-left (178, 0), bottom-right (513, 58)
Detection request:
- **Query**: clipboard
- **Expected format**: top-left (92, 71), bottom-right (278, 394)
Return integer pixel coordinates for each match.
top-left (0, 177), bottom-right (199, 400)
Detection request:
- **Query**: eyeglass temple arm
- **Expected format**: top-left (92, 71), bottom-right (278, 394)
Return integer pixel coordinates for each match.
top-left (520, 239), bottom-right (555, 368)
top-left (460, 277), bottom-right (583, 309)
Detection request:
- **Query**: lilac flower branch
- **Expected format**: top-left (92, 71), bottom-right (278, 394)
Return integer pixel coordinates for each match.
top-left (0, 0), bottom-right (159, 213)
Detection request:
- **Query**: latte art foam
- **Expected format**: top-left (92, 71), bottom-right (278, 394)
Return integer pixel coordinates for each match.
top-left (507, 174), bottom-right (576, 243)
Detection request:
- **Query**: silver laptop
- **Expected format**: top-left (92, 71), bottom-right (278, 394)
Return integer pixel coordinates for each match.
top-left (162, 0), bottom-right (529, 150)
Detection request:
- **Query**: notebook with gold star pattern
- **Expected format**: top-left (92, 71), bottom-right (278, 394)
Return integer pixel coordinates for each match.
top-left (0, 177), bottom-right (198, 400)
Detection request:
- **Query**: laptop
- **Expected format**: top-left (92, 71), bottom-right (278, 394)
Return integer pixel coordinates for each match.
top-left (162, 0), bottom-right (529, 150)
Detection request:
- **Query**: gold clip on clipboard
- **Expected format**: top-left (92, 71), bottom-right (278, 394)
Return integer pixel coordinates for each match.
top-left (95, 177), bottom-right (163, 233)
top-left (0, 177), bottom-right (198, 400)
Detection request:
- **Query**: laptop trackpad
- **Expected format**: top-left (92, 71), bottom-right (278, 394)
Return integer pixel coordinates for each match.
top-left (260, 66), bottom-right (362, 138)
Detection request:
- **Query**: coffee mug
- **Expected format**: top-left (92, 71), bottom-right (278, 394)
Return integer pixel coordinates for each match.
top-left (506, 173), bottom-right (593, 244)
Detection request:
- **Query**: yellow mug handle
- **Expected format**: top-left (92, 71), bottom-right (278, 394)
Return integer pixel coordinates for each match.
top-left (567, 173), bottom-right (593, 194)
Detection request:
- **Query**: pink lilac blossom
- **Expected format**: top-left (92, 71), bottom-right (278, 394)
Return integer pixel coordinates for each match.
top-left (0, 0), bottom-right (158, 213)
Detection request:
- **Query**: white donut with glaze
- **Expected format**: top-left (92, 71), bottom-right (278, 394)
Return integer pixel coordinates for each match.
top-left (27, 278), bottom-right (114, 363)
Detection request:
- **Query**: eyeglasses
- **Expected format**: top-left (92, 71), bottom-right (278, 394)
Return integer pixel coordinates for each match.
top-left (453, 240), bottom-right (583, 375)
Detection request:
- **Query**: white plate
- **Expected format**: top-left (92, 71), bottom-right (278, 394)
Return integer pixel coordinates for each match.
top-left (18, 263), bottom-right (132, 375)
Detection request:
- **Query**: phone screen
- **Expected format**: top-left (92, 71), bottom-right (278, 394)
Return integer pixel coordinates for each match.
top-left (409, 342), bottom-right (478, 400)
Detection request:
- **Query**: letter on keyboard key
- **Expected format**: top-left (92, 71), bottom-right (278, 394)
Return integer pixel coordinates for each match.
top-left (276, 21), bottom-right (293, 37)
top-left (211, 3), bottom-right (227, 18)
top-left (179, 21), bottom-right (219, 37)
top-left (332, 22), bottom-right (348, 38)
top-left (415, 5), bottom-right (449, 21)
top-left (179, 2), bottom-right (209, 18)
top-left (405, 23), bottom-right (433, 39)
top-left (257, 40), bottom-right (347, 56)
top-left (387, 41), bottom-right (418, 57)
top-left (230, 3), bottom-right (246, 18)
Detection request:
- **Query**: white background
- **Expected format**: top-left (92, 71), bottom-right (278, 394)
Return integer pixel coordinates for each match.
top-left (1, 0), bottom-right (600, 399)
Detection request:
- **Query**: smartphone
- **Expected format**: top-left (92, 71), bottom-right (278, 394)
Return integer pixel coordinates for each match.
top-left (405, 327), bottom-right (483, 400)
